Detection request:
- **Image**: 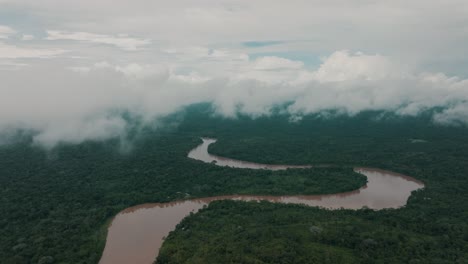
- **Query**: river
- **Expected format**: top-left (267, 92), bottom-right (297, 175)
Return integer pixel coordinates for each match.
top-left (99, 138), bottom-right (424, 264)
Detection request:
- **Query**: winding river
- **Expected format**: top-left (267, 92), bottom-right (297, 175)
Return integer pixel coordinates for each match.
top-left (99, 138), bottom-right (424, 264)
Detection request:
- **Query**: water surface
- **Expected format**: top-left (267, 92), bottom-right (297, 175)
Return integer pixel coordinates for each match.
top-left (188, 138), bottom-right (312, 170)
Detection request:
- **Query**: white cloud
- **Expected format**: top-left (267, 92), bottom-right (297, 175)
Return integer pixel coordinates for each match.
top-left (2, 1), bottom-right (466, 67)
top-left (68, 66), bottom-right (91, 73)
top-left (46, 30), bottom-right (151, 51)
top-left (1, 51), bottom-right (468, 147)
top-left (310, 51), bottom-right (403, 82)
top-left (0, 1), bottom-right (468, 146)
top-left (0, 42), bottom-right (66, 59)
top-left (33, 115), bottom-right (127, 147)
top-left (170, 71), bottom-right (210, 83)
top-left (433, 103), bottom-right (468, 125)
top-left (0, 25), bottom-right (16, 39)
top-left (253, 56), bottom-right (304, 71)
top-left (115, 63), bottom-right (168, 80)
top-left (70, 61), bottom-right (169, 81)
top-left (163, 46), bottom-right (210, 60)
top-left (0, 60), bottom-right (28, 70)
top-left (21, 34), bottom-right (34, 41)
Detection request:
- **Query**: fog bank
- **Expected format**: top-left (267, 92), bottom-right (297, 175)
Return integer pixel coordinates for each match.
top-left (1, 51), bottom-right (467, 147)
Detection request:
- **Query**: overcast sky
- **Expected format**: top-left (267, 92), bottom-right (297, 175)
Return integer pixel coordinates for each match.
top-left (1, 0), bottom-right (468, 146)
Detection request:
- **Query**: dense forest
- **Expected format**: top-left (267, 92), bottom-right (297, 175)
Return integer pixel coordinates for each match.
top-left (1, 103), bottom-right (468, 263)
top-left (156, 105), bottom-right (468, 263)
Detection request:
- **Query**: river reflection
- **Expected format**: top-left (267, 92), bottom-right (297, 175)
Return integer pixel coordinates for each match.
top-left (99, 138), bottom-right (424, 264)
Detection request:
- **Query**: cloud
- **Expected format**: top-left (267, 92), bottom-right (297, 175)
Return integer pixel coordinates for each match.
top-left (253, 56), bottom-right (304, 71)
top-left (0, 42), bottom-right (67, 59)
top-left (21, 34), bottom-right (34, 41)
top-left (46, 30), bottom-right (151, 51)
top-left (0, 60), bottom-right (28, 70)
top-left (1, 50), bottom-right (468, 147)
top-left (0, 1), bottom-right (468, 146)
top-left (33, 114), bottom-right (127, 147)
top-left (70, 61), bottom-right (169, 81)
top-left (310, 51), bottom-right (403, 82)
top-left (433, 103), bottom-right (468, 125)
top-left (2, 1), bottom-right (467, 71)
top-left (0, 25), bottom-right (15, 39)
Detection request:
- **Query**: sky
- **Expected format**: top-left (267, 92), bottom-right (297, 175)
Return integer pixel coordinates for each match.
top-left (1, 0), bottom-right (468, 146)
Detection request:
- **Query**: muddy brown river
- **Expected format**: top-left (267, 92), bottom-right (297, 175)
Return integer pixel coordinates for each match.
top-left (99, 138), bottom-right (424, 264)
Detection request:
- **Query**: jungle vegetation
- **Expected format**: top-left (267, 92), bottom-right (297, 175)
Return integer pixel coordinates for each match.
top-left (1, 103), bottom-right (467, 263)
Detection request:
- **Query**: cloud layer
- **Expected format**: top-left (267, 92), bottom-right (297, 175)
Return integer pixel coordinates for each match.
top-left (1, 50), bottom-right (468, 147)
top-left (46, 30), bottom-right (150, 51)
top-left (0, 1), bottom-right (468, 146)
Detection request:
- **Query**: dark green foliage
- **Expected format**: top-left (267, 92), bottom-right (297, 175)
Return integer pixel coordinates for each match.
top-left (157, 200), bottom-right (467, 264)
top-left (1, 103), bottom-right (468, 263)
top-left (155, 104), bottom-right (468, 264)
top-left (0, 116), bottom-right (364, 263)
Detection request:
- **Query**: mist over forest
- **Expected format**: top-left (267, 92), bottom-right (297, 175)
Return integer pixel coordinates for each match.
top-left (2, 53), bottom-right (468, 148)
top-left (1, 1), bottom-right (468, 264)
top-left (2, 0), bottom-right (468, 146)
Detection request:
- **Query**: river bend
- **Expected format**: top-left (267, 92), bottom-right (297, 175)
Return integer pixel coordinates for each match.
top-left (99, 138), bottom-right (424, 264)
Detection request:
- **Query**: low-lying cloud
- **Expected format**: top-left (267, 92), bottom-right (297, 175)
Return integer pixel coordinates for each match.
top-left (1, 50), bottom-right (468, 147)
top-left (46, 30), bottom-right (151, 51)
